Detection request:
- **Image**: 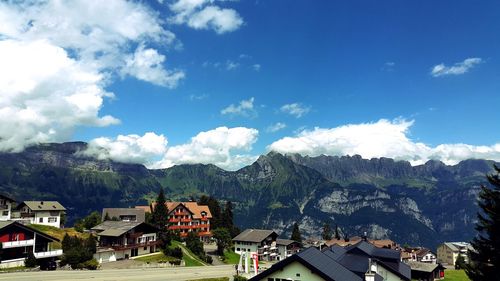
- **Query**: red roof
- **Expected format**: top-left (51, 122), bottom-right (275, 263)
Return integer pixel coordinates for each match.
top-left (136, 202), bottom-right (212, 219)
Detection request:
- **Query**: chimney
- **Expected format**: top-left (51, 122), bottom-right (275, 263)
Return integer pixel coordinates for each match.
top-left (40, 201), bottom-right (44, 205)
top-left (362, 231), bottom-right (367, 241)
top-left (365, 258), bottom-right (376, 281)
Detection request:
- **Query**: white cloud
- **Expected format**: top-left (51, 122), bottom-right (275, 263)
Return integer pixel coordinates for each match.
top-left (83, 132), bottom-right (168, 165)
top-left (221, 97), bottom-right (257, 117)
top-left (169, 0), bottom-right (243, 34)
top-left (431, 57), bottom-right (482, 77)
top-left (266, 122), bottom-right (287, 133)
top-left (268, 119), bottom-right (500, 165)
top-left (253, 64), bottom-right (261, 71)
top-left (85, 127), bottom-right (259, 171)
top-left (122, 44), bottom-right (185, 87)
top-left (0, 39), bottom-right (119, 152)
top-left (0, 0), bottom-right (184, 151)
top-left (280, 103), bottom-right (311, 118)
top-left (226, 60), bottom-right (240, 70)
top-left (154, 127), bottom-right (259, 170)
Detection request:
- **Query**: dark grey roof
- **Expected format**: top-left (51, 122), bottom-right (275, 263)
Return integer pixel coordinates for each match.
top-left (276, 238), bottom-right (299, 246)
top-left (249, 247), bottom-right (364, 281)
top-left (0, 194), bottom-right (15, 202)
top-left (232, 229), bottom-right (277, 243)
top-left (327, 241), bottom-right (411, 281)
top-left (92, 221), bottom-right (142, 237)
top-left (18, 201), bottom-right (66, 211)
top-left (406, 261), bottom-right (440, 273)
top-left (102, 208), bottom-right (145, 223)
top-left (0, 221), bottom-right (59, 242)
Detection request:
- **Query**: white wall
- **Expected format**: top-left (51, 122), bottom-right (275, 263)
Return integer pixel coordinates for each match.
top-left (32, 211), bottom-right (62, 228)
top-left (258, 261), bottom-right (325, 281)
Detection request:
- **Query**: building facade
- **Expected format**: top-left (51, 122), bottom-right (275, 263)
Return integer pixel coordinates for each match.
top-left (136, 202), bottom-right (212, 240)
top-left (0, 221), bottom-right (63, 268)
top-left (437, 242), bottom-right (473, 266)
top-left (102, 208), bottom-right (145, 223)
top-left (92, 221), bottom-right (159, 263)
top-left (13, 201), bottom-right (66, 228)
top-left (0, 195), bottom-right (15, 221)
top-left (233, 229), bottom-right (301, 261)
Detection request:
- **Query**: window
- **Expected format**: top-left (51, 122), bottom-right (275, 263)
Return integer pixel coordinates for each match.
top-left (2, 211), bottom-right (8, 216)
top-left (144, 246), bottom-right (147, 251)
top-left (237, 248), bottom-right (240, 251)
top-left (48, 217), bottom-right (57, 223)
top-left (39, 218), bottom-right (43, 223)
top-left (296, 273), bottom-right (301, 277)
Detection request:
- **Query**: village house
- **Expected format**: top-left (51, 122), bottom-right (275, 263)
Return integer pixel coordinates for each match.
top-left (401, 247), bottom-right (437, 264)
top-left (326, 236), bottom-right (400, 250)
top-left (0, 221), bottom-right (62, 268)
top-left (250, 240), bottom-right (411, 281)
top-left (91, 221), bottom-right (159, 263)
top-left (233, 229), bottom-right (301, 261)
top-left (102, 208), bottom-right (145, 223)
top-left (405, 261), bottom-right (445, 281)
top-left (0, 194), bottom-right (15, 221)
top-left (436, 242), bottom-right (473, 267)
top-left (136, 202), bottom-right (212, 241)
top-left (12, 201), bottom-right (66, 228)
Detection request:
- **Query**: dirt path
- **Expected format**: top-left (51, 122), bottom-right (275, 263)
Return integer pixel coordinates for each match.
top-left (204, 243), bottom-right (226, 266)
top-left (177, 242), bottom-right (209, 266)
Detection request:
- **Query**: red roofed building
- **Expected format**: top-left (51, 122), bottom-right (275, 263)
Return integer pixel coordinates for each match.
top-left (136, 202), bottom-right (212, 241)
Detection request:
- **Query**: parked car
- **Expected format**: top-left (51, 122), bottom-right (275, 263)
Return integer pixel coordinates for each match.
top-left (40, 260), bottom-right (57, 271)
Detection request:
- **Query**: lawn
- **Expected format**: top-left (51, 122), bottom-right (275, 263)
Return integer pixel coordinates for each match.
top-left (134, 252), bottom-right (176, 263)
top-left (171, 240), bottom-right (207, 266)
top-left (443, 269), bottom-right (470, 281)
top-left (28, 224), bottom-right (89, 248)
top-left (223, 250), bottom-right (240, 264)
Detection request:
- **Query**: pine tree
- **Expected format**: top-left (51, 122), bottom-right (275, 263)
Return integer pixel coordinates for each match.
top-left (152, 188), bottom-right (171, 248)
top-left (334, 224), bottom-right (341, 240)
top-left (466, 165), bottom-right (500, 281)
top-left (322, 222), bottom-right (332, 240)
top-left (104, 212), bottom-right (110, 221)
top-left (290, 222), bottom-right (302, 243)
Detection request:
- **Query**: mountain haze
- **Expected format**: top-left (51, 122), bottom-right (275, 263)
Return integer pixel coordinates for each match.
top-left (0, 142), bottom-right (495, 249)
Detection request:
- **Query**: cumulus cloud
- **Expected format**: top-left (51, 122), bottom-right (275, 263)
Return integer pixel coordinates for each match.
top-left (122, 44), bottom-right (185, 87)
top-left (280, 103), bottom-right (311, 118)
top-left (84, 127), bottom-right (259, 171)
top-left (83, 132), bottom-right (168, 164)
top-left (0, 0), bottom-right (184, 151)
top-left (268, 119), bottom-right (500, 165)
top-left (266, 122), bottom-right (287, 133)
top-left (154, 127), bottom-right (259, 170)
top-left (221, 97), bottom-right (257, 118)
top-left (226, 60), bottom-right (240, 70)
top-left (431, 58), bottom-right (482, 77)
top-left (253, 64), bottom-right (261, 71)
top-left (169, 0), bottom-right (243, 34)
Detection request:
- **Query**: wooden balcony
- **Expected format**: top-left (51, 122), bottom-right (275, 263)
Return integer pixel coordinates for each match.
top-left (101, 240), bottom-right (160, 251)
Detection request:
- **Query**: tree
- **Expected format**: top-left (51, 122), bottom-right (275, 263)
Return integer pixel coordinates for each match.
top-left (466, 165), bottom-right (500, 281)
top-left (213, 228), bottom-right (232, 255)
top-left (199, 195), bottom-right (222, 229)
top-left (222, 201), bottom-right (240, 237)
top-left (456, 253), bottom-right (466, 269)
top-left (60, 235), bottom-right (96, 269)
top-left (152, 188), bottom-right (171, 248)
top-left (103, 212), bottom-right (111, 221)
top-left (290, 222), bottom-right (302, 243)
top-left (25, 252), bottom-right (38, 268)
top-left (186, 231), bottom-right (204, 257)
top-left (74, 211), bottom-right (102, 231)
top-left (334, 224), bottom-right (341, 240)
top-left (322, 222), bottom-right (332, 240)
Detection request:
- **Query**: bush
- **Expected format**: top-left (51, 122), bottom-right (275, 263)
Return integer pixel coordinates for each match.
top-left (233, 275), bottom-right (248, 281)
top-left (204, 255), bottom-right (213, 264)
top-left (82, 258), bottom-right (99, 270)
top-left (163, 247), bottom-right (183, 259)
top-left (25, 252), bottom-right (38, 268)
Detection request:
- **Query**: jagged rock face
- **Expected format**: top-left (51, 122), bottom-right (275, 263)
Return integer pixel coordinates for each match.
top-left (0, 143), bottom-right (496, 249)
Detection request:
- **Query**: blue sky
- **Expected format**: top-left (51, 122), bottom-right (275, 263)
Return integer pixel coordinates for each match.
top-left (1, 0), bottom-right (499, 169)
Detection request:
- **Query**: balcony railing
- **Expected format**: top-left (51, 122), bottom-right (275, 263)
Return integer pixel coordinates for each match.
top-left (2, 239), bottom-right (34, 248)
top-left (34, 249), bottom-right (63, 259)
top-left (20, 212), bottom-right (35, 218)
top-left (100, 240), bottom-right (159, 251)
top-left (0, 205), bottom-right (9, 210)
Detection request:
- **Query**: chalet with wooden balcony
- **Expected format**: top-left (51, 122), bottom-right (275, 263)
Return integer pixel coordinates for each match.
top-left (233, 229), bottom-right (301, 261)
top-left (91, 221), bottom-right (159, 263)
top-left (136, 202), bottom-right (212, 241)
top-left (12, 201), bottom-right (66, 228)
top-left (0, 194), bottom-right (15, 221)
top-left (0, 221), bottom-right (62, 268)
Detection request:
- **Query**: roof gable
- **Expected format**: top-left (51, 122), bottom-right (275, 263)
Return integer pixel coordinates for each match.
top-left (232, 229), bottom-right (278, 243)
top-left (18, 201), bottom-right (66, 211)
top-left (0, 221), bottom-right (59, 242)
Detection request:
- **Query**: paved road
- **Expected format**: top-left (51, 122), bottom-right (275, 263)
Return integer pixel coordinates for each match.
top-left (0, 265), bottom-right (237, 281)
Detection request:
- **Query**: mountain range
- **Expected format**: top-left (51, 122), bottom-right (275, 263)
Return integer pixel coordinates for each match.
top-left (0, 142), bottom-right (496, 249)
